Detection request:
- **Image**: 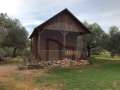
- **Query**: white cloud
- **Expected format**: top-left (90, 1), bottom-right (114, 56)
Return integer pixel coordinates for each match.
top-left (0, 0), bottom-right (120, 34)
top-left (0, 0), bottom-right (24, 16)
top-left (23, 20), bottom-right (43, 27)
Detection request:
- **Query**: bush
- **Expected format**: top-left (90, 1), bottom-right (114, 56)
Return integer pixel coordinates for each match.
top-left (0, 47), bottom-right (13, 57)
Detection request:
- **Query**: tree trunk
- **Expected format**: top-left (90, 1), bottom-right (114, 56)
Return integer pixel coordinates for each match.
top-left (87, 45), bottom-right (92, 64)
top-left (87, 45), bottom-right (91, 57)
top-left (111, 52), bottom-right (115, 58)
top-left (0, 55), bottom-right (4, 62)
top-left (13, 48), bottom-right (17, 57)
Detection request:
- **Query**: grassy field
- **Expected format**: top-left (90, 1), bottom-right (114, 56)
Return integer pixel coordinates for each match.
top-left (0, 55), bottom-right (120, 90)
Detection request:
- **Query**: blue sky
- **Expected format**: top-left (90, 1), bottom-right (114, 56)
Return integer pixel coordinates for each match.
top-left (0, 0), bottom-right (120, 34)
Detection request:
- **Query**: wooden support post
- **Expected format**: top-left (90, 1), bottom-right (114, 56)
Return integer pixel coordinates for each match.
top-left (31, 38), bottom-right (32, 54)
top-left (37, 31), bottom-right (41, 59)
top-left (63, 31), bottom-right (68, 58)
top-left (63, 32), bottom-right (66, 51)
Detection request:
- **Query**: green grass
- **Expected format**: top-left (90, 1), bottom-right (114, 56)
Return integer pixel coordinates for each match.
top-left (93, 51), bottom-right (120, 61)
top-left (1, 54), bottom-right (120, 90)
top-left (35, 56), bottom-right (120, 90)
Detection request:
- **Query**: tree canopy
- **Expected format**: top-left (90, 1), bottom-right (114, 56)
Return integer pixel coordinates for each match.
top-left (0, 13), bottom-right (28, 57)
top-left (103, 26), bottom-right (120, 57)
top-left (83, 22), bottom-right (105, 57)
top-left (83, 22), bottom-right (120, 57)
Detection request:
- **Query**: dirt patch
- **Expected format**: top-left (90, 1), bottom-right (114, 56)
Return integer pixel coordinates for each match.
top-left (0, 65), bottom-right (50, 90)
top-left (0, 65), bottom-right (17, 79)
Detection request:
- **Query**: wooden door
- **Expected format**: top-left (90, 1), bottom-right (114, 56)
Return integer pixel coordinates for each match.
top-left (46, 39), bottom-right (62, 61)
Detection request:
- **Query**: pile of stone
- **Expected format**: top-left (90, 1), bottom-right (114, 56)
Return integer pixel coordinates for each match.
top-left (40, 58), bottom-right (89, 67)
top-left (18, 57), bottom-right (89, 70)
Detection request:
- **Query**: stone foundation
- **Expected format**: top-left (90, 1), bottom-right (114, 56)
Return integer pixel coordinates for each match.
top-left (21, 57), bottom-right (90, 69)
top-left (39, 58), bottom-right (89, 67)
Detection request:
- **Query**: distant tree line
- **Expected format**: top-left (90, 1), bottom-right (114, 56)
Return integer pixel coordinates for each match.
top-left (83, 21), bottom-right (120, 57)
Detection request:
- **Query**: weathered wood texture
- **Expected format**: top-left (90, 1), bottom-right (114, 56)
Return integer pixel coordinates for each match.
top-left (31, 36), bottom-right (38, 58)
top-left (30, 9), bottom-right (90, 61)
top-left (44, 12), bottom-right (85, 33)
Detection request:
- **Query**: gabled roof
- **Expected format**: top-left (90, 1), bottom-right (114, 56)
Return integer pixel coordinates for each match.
top-left (29, 8), bottom-right (90, 38)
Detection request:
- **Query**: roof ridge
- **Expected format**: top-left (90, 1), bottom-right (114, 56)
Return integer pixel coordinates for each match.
top-left (29, 9), bottom-right (90, 38)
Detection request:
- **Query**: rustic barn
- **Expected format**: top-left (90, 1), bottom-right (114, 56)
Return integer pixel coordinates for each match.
top-left (29, 9), bottom-right (90, 62)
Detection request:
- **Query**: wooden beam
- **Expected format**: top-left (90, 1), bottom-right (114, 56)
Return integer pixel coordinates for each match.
top-left (37, 31), bottom-right (41, 58)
